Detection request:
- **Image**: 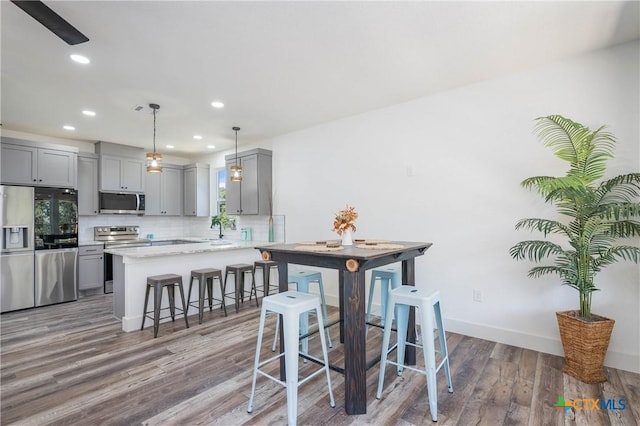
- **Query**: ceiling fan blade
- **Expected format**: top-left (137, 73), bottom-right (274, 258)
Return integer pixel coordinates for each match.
top-left (11, 0), bottom-right (89, 45)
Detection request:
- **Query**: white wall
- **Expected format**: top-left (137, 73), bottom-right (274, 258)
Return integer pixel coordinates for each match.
top-left (267, 40), bottom-right (640, 373)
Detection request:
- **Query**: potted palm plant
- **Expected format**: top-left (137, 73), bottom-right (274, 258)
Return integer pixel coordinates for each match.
top-left (510, 115), bottom-right (640, 383)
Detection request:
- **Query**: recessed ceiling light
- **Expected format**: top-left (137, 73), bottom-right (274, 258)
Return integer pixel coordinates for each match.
top-left (63, 125), bottom-right (75, 131)
top-left (211, 101), bottom-right (224, 108)
top-left (166, 145), bottom-right (174, 149)
top-left (70, 54), bottom-right (90, 64)
top-left (193, 135), bottom-right (203, 140)
top-left (207, 145), bottom-right (215, 149)
top-left (82, 110), bottom-right (96, 116)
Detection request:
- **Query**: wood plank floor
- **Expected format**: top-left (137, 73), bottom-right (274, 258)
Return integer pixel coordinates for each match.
top-left (1, 294), bottom-right (638, 425)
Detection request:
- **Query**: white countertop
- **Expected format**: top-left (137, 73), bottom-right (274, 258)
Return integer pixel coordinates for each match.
top-left (104, 240), bottom-right (273, 258)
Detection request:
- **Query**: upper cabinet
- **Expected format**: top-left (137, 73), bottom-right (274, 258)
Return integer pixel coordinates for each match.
top-left (225, 149), bottom-right (272, 215)
top-left (145, 164), bottom-right (183, 215)
top-left (96, 141), bottom-right (145, 193)
top-left (1, 138), bottom-right (78, 188)
top-left (78, 154), bottom-right (99, 215)
top-left (183, 163), bottom-right (209, 217)
top-left (99, 155), bottom-right (145, 193)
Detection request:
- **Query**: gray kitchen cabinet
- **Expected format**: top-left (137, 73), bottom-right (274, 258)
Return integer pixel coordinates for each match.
top-left (1, 140), bottom-right (77, 188)
top-left (183, 163), bottom-right (209, 216)
top-left (78, 154), bottom-right (99, 215)
top-left (225, 149), bottom-right (272, 215)
top-left (78, 244), bottom-right (104, 291)
top-left (1, 144), bottom-right (37, 185)
top-left (145, 164), bottom-right (182, 215)
top-left (99, 155), bottom-right (145, 193)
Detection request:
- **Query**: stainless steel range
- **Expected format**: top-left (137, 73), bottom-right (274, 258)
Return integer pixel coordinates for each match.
top-left (95, 226), bottom-right (151, 293)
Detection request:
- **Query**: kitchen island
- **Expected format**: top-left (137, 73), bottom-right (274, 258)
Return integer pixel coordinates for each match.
top-left (105, 240), bottom-right (273, 332)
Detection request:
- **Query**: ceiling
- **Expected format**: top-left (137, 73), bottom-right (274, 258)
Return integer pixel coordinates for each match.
top-left (2, 1), bottom-right (639, 159)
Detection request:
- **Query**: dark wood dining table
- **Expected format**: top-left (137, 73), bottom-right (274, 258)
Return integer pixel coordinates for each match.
top-left (255, 241), bottom-right (432, 415)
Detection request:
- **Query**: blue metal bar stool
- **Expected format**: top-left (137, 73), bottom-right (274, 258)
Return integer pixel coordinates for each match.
top-left (248, 291), bottom-right (335, 426)
top-left (272, 270), bottom-right (333, 352)
top-left (366, 265), bottom-right (401, 335)
top-left (187, 268), bottom-right (227, 323)
top-left (290, 270), bottom-right (333, 349)
top-left (376, 285), bottom-right (453, 422)
top-left (141, 273), bottom-right (189, 338)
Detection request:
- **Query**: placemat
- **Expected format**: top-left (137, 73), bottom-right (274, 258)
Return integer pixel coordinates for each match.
top-left (297, 241), bottom-right (338, 246)
top-left (294, 245), bottom-right (345, 252)
top-left (353, 239), bottom-right (391, 244)
top-left (355, 243), bottom-right (404, 250)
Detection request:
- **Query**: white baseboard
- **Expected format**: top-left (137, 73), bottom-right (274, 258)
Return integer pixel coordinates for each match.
top-left (121, 315), bottom-right (141, 332)
top-left (439, 318), bottom-right (639, 375)
top-left (324, 294), bottom-right (639, 374)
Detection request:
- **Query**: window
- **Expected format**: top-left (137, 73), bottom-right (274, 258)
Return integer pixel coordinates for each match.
top-left (215, 168), bottom-right (226, 215)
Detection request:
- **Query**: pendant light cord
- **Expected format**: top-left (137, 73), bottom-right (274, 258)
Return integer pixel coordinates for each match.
top-left (233, 126), bottom-right (240, 165)
top-left (153, 107), bottom-right (157, 158)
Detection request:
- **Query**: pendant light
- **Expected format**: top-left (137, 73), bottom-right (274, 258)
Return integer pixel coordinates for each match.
top-left (146, 103), bottom-right (163, 173)
top-left (230, 126), bottom-right (242, 182)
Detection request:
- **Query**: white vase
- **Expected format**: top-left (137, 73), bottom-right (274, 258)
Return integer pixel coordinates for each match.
top-left (341, 229), bottom-right (353, 246)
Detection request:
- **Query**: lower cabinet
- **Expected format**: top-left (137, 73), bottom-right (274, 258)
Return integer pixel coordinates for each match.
top-left (78, 245), bottom-right (104, 292)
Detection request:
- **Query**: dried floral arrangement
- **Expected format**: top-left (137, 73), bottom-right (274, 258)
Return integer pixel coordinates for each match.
top-left (333, 205), bottom-right (358, 235)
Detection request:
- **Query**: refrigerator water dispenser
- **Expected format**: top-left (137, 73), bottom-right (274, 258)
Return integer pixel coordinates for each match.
top-left (3, 226), bottom-right (28, 250)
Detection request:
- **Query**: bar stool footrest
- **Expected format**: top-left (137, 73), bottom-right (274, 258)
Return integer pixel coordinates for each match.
top-left (253, 344), bottom-right (334, 403)
top-left (143, 306), bottom-right (186, 322)
top-left (187, 298), bottom-right (225, 310)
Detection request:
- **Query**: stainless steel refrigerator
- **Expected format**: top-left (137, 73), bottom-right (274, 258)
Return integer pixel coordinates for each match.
top-left (1, 185), bottom-right (35, 312)
top-left (1, 185), bottom-right (78, 313)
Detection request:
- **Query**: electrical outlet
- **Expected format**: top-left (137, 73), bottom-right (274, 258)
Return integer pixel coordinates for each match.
top-left (473, 289), bottom-right (482, 302)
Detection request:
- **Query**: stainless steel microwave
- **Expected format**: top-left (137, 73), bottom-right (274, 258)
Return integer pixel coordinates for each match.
top-left (99, 192), bottom-right (145, 215)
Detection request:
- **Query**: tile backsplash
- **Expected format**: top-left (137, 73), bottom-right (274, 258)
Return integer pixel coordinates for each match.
top-left (79, 214), bottom-right (286, 243)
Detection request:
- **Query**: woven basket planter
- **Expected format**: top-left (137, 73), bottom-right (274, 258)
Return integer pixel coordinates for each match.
top-left (556, 310), bottom-right (615, 383)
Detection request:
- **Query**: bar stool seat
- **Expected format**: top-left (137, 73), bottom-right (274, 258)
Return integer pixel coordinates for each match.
top-left (141, 273), bottom-right (189, 338)
top-left (376, 285), bottom-right (453, 422)
top-left (248, 291), bottom-right (335, 425)
top-left (188, 268), bottom-right (227, 323)
top-left (224, 264), bottom-right (259, 313)
top-left (253, 260), bottom-right (279, 297)
top-left (366, 265), bottom-right (401, 334)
